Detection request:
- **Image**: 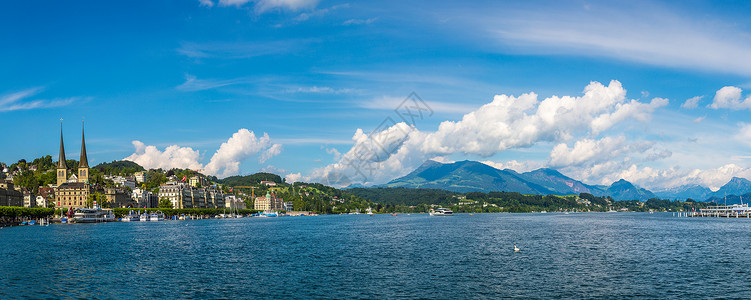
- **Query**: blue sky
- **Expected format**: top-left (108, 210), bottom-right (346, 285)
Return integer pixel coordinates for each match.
top-left (2, 0), bottom-right (751, 190)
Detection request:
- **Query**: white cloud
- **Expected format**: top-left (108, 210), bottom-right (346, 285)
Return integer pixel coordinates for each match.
top-left (198, 0), bottom-right (214, 7)
top-left (602, 164), bottom-right (751, 192)
top-left (310, 80), bottom-right (667, 186)
top-left (343, 18), bottom-right (378, 26)
top-left (176, 74), bottom-right (250, 92)
top-left (123, 141), bottom-right (203, 170)
top-left (735, 123), bottom-right (751, 145)
top-left (285, 172), bottom-right (306, 184)
top-left (288, 86), bottom-right (357, 94)
top-left (480, 160), bottom-right (544, 173)
top-left (260, 165), bottom-right (286, 174)
top-left (590, 97), bottom-right (668, 134)
top-left (692, 116), bottom-right (706, 123)
top-left (0, 87), bottom-right (79, 112)
top-left (710, 86), bottom-right (751, 110)
top-left (178, 40), bottom-right (311, 59)
top-left (205, 129), bottom-right (272, 177)
top-left (259, 144), bottom-right (282, 163)
top-left (325, 147), bottom-right (342, 161)
top-left (550, 136), bottom-right (628, 167)
top-left (469, 2), bottom-right (751, 76)
top-left (360, 95), bottom-right (477, 114)
top-left (294, 3), bottom-right (348, 22)
top-left (681, 96), bottom-right (703, 109)
top-left (125, 129), bottom-right (280, 178)
top-left (217, 0), bottom-right (318, 12)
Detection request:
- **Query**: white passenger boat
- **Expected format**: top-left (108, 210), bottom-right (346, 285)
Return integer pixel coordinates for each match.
top-left (73, 204), bottom-right (116, 223)
top-left (430, 208), bottom-right (453, 216)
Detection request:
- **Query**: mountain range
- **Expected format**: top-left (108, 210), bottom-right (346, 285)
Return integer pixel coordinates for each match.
top-left (376, 160), bottom-right (751, 201)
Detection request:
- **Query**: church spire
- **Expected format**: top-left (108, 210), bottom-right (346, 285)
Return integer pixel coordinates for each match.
top-left (57, 119), bottom-right (66, 169)
top-left (57, 119), bottom-right (68, 186)
top-left (79, 120), bottom-right (88, 168)
top-left (78, 119), bottom-right (89, 184)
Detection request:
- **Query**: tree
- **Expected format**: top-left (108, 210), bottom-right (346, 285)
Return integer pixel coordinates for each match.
top-left (158, 197), bottom-right (173, 209)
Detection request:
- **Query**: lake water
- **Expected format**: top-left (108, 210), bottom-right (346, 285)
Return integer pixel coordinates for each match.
top-left (2, 213), bottom-right (751, 299)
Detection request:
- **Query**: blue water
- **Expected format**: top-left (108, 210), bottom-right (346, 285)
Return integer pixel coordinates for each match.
top-left (2, 213), bottom-right (751, 299)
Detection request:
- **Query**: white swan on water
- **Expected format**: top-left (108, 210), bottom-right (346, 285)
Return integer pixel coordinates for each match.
top-left (514, 245), bottom-right (520, 252)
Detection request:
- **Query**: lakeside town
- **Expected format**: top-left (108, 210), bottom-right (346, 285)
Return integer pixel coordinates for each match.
top-left (1, 123), bottom-right (735, 227)
top-left (0, 123), bottom-right (339, 225)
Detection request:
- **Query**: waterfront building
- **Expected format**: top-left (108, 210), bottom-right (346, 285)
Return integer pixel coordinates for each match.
top-left (206, 189), bottom-right (225, 209)
top-left (158, 182), bottom-right (192, 209)
top-left (0, 181), bottom-right (23, 207)
top-left (224, 194), bottom-right (246, 209)
top-left (284, 201), bottom-right (293, 211)
top-left (132, 188), bottom-right (158, 208)
top-left (254, 191), bottom-right (284, 211)
top-left (191, 188), bottom-right (207, 208)
top-left (23, 191), bottom-right (34, 207)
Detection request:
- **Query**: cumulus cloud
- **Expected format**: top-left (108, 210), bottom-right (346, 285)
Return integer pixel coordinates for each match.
top-left (205, 129), bottom-right (273, 177)
top-left (123, 141), bottom-right (203, 170)
top-left (710, 86), bottom-right (751, 110)
top-left (260, 165), bottom-right (287, 174)
top-left (601, 164), bottom-right (751, 191)
top-left (681, 96), bottom-right (703, 109)
top-left (124, 129), bottom-right (280, 178)
top-left (480, 160), bottom-right (544, 173)
top-left (259, 144), bottom-right (282, 163)
top-left (310, 80), bottom-right (667, 186)
top-left (285, 172), bottom-right (305, 184)
top-left (550, 136), bottom-right (628, 167)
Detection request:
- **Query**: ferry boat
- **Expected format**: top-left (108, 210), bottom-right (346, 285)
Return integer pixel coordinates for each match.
top-left (73, 205), bottom-right (116, 223)
top-left (430, 208), bottom-right (453, 216)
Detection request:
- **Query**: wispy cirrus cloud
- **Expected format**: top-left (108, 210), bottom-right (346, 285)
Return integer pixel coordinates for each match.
top-left (343, 18), bottom-right (377, 26)
top-left (294, 3), bottom-right (348, 22)
top-left (199, 0), bottom-right (319, 12)
top-left (178, 39), bottom-right (314, 59)
top-left (360, 95), bottom-right (477, 114)
top-left (176, 74), bottom-right (253, 92)
top-left (0, 87), bottom-right (80, 112)
top-left (455, 2), bottom-right (751, 76)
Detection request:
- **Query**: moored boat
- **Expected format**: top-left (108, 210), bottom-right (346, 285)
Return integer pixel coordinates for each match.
top-left (73, 205), bottom-right (116, 223)
top-left (430, 208), bottom-right (453, 216)
top-left (121, 210), bottom-right (139, 222)
top-left (149, 211), bottom-right (165, 221)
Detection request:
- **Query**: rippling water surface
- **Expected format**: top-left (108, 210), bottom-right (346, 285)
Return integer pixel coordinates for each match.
top-left (2, 213), bottom-right (751, 299)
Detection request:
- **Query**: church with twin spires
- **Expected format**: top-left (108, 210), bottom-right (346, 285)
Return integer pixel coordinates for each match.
top-left (55, 121), bottom-right (92, 210)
